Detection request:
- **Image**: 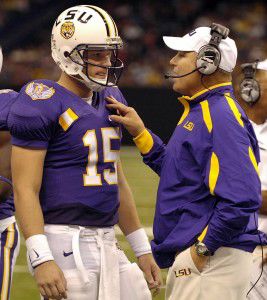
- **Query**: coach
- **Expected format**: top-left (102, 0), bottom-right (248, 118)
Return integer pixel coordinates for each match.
top-left (106, 24), bottom-right (266, 300)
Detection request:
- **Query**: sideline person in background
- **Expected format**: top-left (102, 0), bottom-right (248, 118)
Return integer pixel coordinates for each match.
top-left (0, 47), bottom-right (20, 300)
top-left (235, 60), bottom-right (267, 299)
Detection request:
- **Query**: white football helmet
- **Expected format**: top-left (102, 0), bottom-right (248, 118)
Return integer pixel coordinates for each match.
top-left (0, 47), bottom-right (3, 73)
top-left (51, 5), bottom-right (124, 92)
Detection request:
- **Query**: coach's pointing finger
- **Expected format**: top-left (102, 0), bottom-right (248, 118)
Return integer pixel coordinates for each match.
top-left (106, 97), bottom-right (145, 137)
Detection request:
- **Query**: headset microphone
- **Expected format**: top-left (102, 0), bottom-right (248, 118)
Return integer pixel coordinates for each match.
top-left (164, 66), bottom-right (205, 79)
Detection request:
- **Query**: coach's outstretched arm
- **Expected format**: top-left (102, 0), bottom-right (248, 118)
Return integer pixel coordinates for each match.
top-left (106, 97), bottom-right (166, 175)
top-left (11, 146), bottom-right (67, 299)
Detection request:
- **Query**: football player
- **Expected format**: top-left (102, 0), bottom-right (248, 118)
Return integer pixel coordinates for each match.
top-left (8, 5), bottom-right (161, 300)
top-left (0, 48), bottom-right (20, 300)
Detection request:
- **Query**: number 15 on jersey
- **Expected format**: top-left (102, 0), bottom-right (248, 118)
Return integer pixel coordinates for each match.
top-left (83, 127), bottom-right (120, 186)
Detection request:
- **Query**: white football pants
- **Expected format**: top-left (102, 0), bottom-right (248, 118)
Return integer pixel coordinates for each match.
top-left (35, 224), bottom-right (151, 300)
top-left (166, 246), bottom-right (253, 300)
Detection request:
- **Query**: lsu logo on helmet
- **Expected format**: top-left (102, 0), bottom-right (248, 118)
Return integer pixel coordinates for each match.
top-left (60, 21), bottom-right (75, 39)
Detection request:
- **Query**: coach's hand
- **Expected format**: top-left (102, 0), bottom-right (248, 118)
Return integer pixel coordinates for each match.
top-left (106, 96), bottom-right (145, 137)
top-left (190, 245), bottom-right (209, 273)
top-left (137, 253), bottom-right (162, 296)
top-left (34, 260), bottom-right (67, 299)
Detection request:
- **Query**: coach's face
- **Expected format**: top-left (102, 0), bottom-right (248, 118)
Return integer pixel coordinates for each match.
top-left (170, 51), bottom-right (202, 96)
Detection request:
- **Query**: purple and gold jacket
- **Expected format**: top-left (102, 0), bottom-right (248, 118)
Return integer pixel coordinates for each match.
top-left (134, 83), bottom-right (266, 268)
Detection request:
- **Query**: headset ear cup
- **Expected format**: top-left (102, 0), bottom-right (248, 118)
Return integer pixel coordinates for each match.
top-left (196, 45), bottom-right (221, 75)
top-left (240, 78), bottom-right (260, 104)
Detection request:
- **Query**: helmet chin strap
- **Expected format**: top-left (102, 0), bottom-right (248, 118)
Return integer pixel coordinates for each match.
top-left (71, 71), bottom-right (106, 92)
top-left (81, 77), bottom-right (106, 92)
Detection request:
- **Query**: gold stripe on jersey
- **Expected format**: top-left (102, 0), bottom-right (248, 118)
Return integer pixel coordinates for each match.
top-left (1, 224), bottom-right (15, 300)
top-left (209, 152), bottom-right (220, 195)
top-left (87, 5), bottom-right (116, 36)
top-left (59, 108), bottom-right (79, 131)
top-left (178, 97), bottom-right (190, 125)
top-left (224, 93), bottom-right (244, 128)
top-left (198, 225), bottom-right (208, 242)
top-left (248, 146), bottom-right (259, 176)
top-left (200, 100), bottom-right (213, 133)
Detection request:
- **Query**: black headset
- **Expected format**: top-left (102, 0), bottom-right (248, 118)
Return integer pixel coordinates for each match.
top-left (196, 23), bottom-right (230, 75)
top-left (165, 23), bottom-right (230, 79)
top-left (240, 62), bottom-right (260, 105)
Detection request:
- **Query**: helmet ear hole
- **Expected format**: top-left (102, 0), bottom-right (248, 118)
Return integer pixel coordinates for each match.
top-left (64, 51), bottom-right (70, 58)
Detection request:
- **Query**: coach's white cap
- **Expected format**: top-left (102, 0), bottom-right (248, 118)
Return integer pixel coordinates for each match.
top-left (163, 27), bottom-right (237, 72)
top-left (256, 59), bottom-right (267, 71)
top-left (0, 47), bottom-right (2, 73)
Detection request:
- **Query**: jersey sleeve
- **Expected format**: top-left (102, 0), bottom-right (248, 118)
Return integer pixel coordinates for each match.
top-left (194, 95), bottom-right (261, 253)
top-left (0, 90), bottom-right (18, 131)
top-left (7, 81), bottom-right (60, 149)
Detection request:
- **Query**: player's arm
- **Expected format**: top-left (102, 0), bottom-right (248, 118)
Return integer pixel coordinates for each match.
top-left (9, 83), bottom-right (67, 300)
top-left (117, 159), bottom-right (162, 293)
top-left (12, 146), bottom-right (46, 238)
top-left (0, 132), bottom-right (12, 199)
top-left (12, 146), bottom-right (67, 299)
top-left (106, 97), bottom-right (166, 175)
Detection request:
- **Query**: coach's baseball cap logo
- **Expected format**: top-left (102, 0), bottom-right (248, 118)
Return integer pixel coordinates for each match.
top-left (61, 21), bottom-right (75, 39)
top-left (189, 29), bottom-right (196, 36)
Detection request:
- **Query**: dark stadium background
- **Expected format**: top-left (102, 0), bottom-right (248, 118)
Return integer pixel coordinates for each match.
top-left (1, 0), bottom-right (267, 144)
top-left (1, 1), bottom-right (266, 299)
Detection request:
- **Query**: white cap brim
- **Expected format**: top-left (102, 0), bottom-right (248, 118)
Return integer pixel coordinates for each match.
top-left (257, 59), bottom-right (267, 72)
top-left (163, 36), bottom-right (196, 52)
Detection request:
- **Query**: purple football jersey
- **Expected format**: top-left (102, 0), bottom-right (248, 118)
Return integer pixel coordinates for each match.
top-left (8, 80), bottom-right (127, 226)
top-left (0, 90), bottom-right (18, 219)
top-left (0, 90), bottom-right (17, 131)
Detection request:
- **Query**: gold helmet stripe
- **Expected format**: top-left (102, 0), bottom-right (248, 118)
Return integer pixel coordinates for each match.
top-left (87, 5), bottom-right (116, 36)
top-left (109, 15), bottom-right (118, 36)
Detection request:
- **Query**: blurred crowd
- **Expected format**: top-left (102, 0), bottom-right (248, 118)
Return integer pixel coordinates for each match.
top-left (0, 0), bottom-right (267, 88)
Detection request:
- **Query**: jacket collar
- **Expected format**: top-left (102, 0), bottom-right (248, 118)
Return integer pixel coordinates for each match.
top-left (178, 82), bottom-right (233, 103)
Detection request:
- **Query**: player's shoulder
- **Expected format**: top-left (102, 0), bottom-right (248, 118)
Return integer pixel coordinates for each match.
top-left (19, 79), bottom-right (59, 102)
top-left (99, 86), bottom-right (127, 105)
top-left (14, 79), bottom-right (63, 114)
top-left (9, 80), bottom-right (63, 127)
top-left (0, 89), bottom-right (18, 98)
top-left (0, 89), bottom-right (18, 108)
